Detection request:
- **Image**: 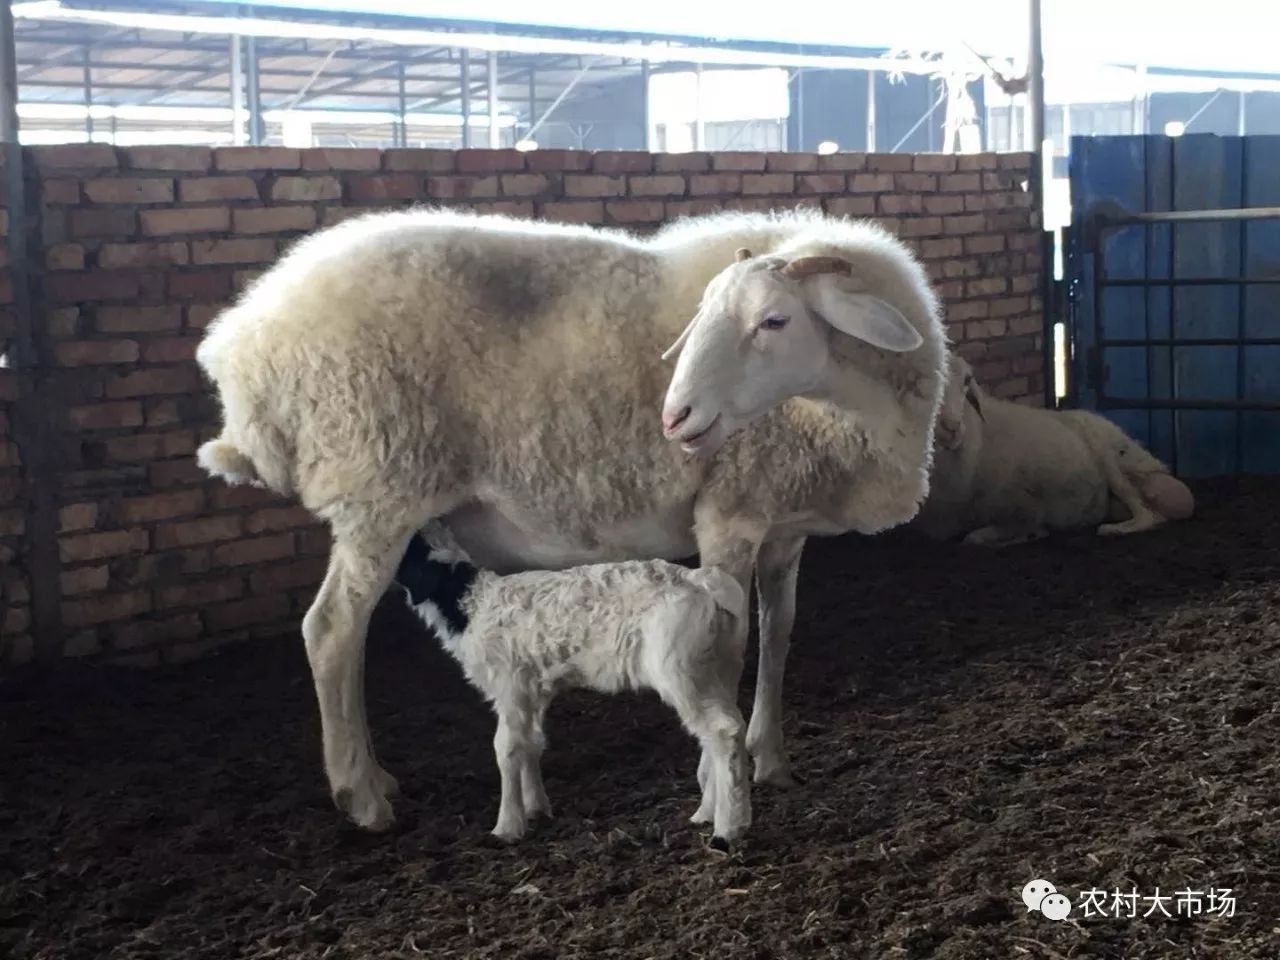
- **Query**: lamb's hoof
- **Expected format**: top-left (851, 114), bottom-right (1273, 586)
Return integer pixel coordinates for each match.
top-left (690, 802), bottom-right (714, 826)
top-left (333, 781), bottom-right (395, 832)
top-left (752, 760), bottom-right (798, 788)
top-left (372, 766), bottom-right (401, 799)
top-left (523, 802), bottom-right (553, 821)
top-left (707, 835), bottom-right (732, 853)
top-left (490, 823), bottom-right (526, 844)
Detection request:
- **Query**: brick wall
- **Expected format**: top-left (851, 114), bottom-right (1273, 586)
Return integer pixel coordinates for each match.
top-left (0, 144), bottom-right (1043, 667)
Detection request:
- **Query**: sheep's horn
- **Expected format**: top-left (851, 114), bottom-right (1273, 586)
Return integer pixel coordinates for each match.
top-left (778, 256), bottom-right (853, 279)
top-left (661, 317), bottom-right (697, 361)
top-left (735, 247), bottom-right (753, 262)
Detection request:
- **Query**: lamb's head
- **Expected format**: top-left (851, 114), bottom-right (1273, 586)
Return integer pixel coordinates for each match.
top-left (660, 247), bottom-right (924, 456)
top-left (935, 353), bottom-right (985, 451)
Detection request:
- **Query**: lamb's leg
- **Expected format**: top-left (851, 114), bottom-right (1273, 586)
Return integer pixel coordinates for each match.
top-left (962, 524), bottom-right (1048, 547)
top-left (748, 536), bottom-right (806, 787)
top-left (691, 748), bottom-right (715, 824)
top-left (302, 519), bottom-right (418, 832)
top-left (1096, 454), bottom-right (1164, 536)
top-left (520, 697), bottom-right (552, 819)
top-left (492, 705), bottom-right (533, 842)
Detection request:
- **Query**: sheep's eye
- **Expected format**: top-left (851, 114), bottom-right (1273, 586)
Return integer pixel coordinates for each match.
top-left (760, 314), bottom-right (789, 331)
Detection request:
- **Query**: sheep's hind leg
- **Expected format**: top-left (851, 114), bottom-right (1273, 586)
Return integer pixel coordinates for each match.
top-left (492, 706), bottom-right (534, 842)
top-left (520, 696), bottom-right (552, 820)
top-left (302, 514), bottom-right (420, 832)
top-left (962, 524), bottom-right (1047, 547)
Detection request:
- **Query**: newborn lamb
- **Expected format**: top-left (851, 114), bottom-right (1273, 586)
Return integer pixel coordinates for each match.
top-left (394, 525), bottom-right (751, 844)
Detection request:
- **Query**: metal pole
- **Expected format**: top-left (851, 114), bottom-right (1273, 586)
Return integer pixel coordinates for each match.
top-left (82, 47), bottom-right (92, 140)
top-left (694, 63), bottom-right (705, 150)
top-left (230, 35), bottom-right (244, 145)
top-left (1237, 90), bottom-right (1246, 136)
top-left (0, 2), bottom-right (15, 143)
top-left (460, 49), bottom-right (471, 148)
top-left (1133, 64), bottom-right (1147, 134)
top-left (487, 50), bottom-right (499, 148)
top-left (526, 65), bottom-right (536, 140)
top-left (640, 60), bottom-right (651, 150)
top-left (397, 59), bottom-right (407, 147)
top-left (1027, 0), bottom-right (1044, 153)
top-left (866, 70), bottom-right (876, 151)
top-left (245, 34), bottom-right (263, 145)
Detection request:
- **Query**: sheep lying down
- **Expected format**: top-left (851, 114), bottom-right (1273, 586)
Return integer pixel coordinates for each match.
top-left (914, 354), bottom-right (1195, 546)
top-left (394, 523), bottom-right (751, 844)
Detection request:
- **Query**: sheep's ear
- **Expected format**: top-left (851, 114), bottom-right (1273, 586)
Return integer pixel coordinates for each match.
top-left (964, 375), bottom-right (985, 420)
top-left (805, 275), bottom-right (923, 353)
top-left (661, 316), bottom-right (697, 361)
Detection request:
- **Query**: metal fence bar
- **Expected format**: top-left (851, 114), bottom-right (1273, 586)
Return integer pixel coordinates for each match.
top-left (1099, 276), bottom-right (1280, 287)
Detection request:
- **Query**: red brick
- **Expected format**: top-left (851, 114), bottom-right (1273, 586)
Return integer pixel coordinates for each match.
top-left (1008, 315), bottom-right (1043, 337)
top-left (940, 173), bottom-right (982, 192)
top-left (155, 515), bottom-right (242, 549)
top-left (93, 304), bottom-right (180, 334)
top-left (250, 558), bottom-right (327, 594)
top-left (69, 207), bottom-right (137, 238)
top-left (301, 148), bottom-right (381, 171)
top-left (689, 173), bottom-right (742, 196)
top-left (191, 238), bottom-right (276, 265)
top-left (3, 610), bottom-right (31, 640)
top-left (823, 196), bottom-right (877, 217)
top-left (103, 430), bottom-right (196, 463)
top-left (539, 201), bottom-right (603, 224)
top-left (46, 243), bottom-right (85, 270)
top-left (741, 173), bottom-right (795, 195)
top-left (816, 153), bottom-right (867, 172)
top-left (118, 488), bottom-right (206, 524)
top-left (141, 206), bottom-right (230, 236)
top-left (66, 401), bottom-right (140, 431)
top-left (564, 175), bottom-right (625, 198)
top-left (61, 565), bottom-right (109, 596)
top-left (651, 153), bottom-right (707, 173)
top-left (205, 594), bottom-right (290, 632)
top-left (957, 153), bottom-right (999, 171)
top-left (83, 177), bottom-right (173, 204)
top-left (139, 336), bottom-right (200, 364)
top-left (967, 277), bottom-right (1008, 297)
top-left (149, 458), bottom-right (205, 488)
top-left (897, 217), bottom-right (943, 238)
top-left (456, 149), bottom-right (525, 173)
top-left (55, 339), bottom-right (139, 367)
top-left (179, 176), bottom-right (258, 202)
top-left (864, 154), bottom-right (913, 173)
top-left (110, 612), bottom-right (203, 649)
top-left (155, 578), bottom-right (245, 611)
top-left (42, 178), bottom-right (81, 205)
top-left (214, 147), bottom-right (301, 171)
top-left (941, 258), bottom-right (980, 280)
top-left (849, 173), bottom-right (894, 193)
top-left (793, 173), bottom-right (842, 195)
top-left (98, 241), bottom-right (189, 269)
top-left (63, 590), bottom-right (151, 628)
top-left (879, 194), bottom-right (923, 215)
top-left (185, 303), bottom-right (225, 329)
top-left (923, 194), bottom-right (967, 215)
top-left (894, 173), bottom-right (937, 192)
top-left (944, 214), bottom-right (986, 236)
top-left (169, 271), bottom-right (233, 300)
top-left (371, 149), bottom-right (447, 172)
top-left (58, 502), bottom-right (99, 533)
top-left (606, 200), bottom-right (665, 224)
top-left (270, 176), bottom-right (340, 202)
top-left (988, 296), bottom-right (1032, 318)
top-left (347, 174), bottom-right (423, 202)
top-left (297, 526), bottom-right (332, 556)
top-left (525, 150), bottom-right (592, 172)
top-left (966, 319), bottom-right (1008, 340)
top-left (424, 175), bottom-right (498, 200)
top-left (1013, 352), bottom-right (1044, 375)
top-left (592, 152), bottom-right (653, 174)
top-left (212, 485), bottom-right (282, 510)
top-left (1011, 274), bottom-right (1038, 295)
top-left (60, 528), bottom-right (149, 563)
top-left (124, 146), bottom-right (211, 172)
top-left (914, 154), bottom-right (957, 172)
top-left (965, 234), bottom-right (1006, 255)
top-left (213, 533), bottom-right (294, 567)
top-left (245, 505), bottom-right (315, 533)
top-left (499, 173), bottom-right (551, 197)
top-left (105, 366), bottom-right (201, 399)
top-left (34, 143), bottom-right (118, 171)
top-left (711, 152), bottom-right (766, 172)
top-left (629, 175), bottom-right (685, 197)
top-left (998, 152), bottom-right (1035, 170)
top-left (47, 271), bottom-right (142, 303)
top-left (232, 206), bottom-right (317, 235)
top-left (765, 154), bottom-right (818, 172)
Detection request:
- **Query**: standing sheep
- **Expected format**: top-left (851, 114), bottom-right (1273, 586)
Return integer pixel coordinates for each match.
top-left (196, 208), bottom-right (947, 830)
top-left (914, 353), bottom-right (1195, 545)
top-left (394, 524), bottom-right (751, 844)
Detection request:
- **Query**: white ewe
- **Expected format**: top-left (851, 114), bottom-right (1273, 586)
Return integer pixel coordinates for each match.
top-left (394, 524), bottom-right (750, 843)
top-left (196, 208), bottom-right (947, 830)
top-left (915, 353), bottom-right (1195, 545)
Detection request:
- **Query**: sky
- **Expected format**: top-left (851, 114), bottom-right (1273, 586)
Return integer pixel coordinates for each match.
top-left (203, 0), bottom-right (1280, 75)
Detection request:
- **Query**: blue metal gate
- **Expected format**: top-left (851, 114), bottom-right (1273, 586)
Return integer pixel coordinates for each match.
top-left (1065, 134), bottom-right (1280, 476)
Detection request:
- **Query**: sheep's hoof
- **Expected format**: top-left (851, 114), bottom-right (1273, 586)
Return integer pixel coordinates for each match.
top-left (333, 782), bottom-right (396, 832)
top-left (490, 823), bottom-right (526, 844)
top-left (752, 762), bottom-right (797, 788)
top-left (690, 802), bottom-right (714, 825)
top-left (523, 801), bottom-right (553, 820)
top-left (373, 766), bottom-right (401, 799)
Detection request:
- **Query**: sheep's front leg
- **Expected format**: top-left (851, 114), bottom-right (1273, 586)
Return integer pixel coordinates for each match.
top-left (520, 698), bottom-right (552, 819)
top-left (492, 706), bottom-right (534, 842)
top-left (303, 519), bottom-right (417, 832)
top-left (748, 536), bottom-right (806, 787)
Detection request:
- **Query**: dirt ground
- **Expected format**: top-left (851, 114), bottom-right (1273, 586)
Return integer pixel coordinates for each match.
top-left (3, 476), bottom-right (1280, 960)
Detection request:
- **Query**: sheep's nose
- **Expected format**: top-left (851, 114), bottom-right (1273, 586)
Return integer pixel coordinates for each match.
top-left (662, 405), bottom-right (692, 434)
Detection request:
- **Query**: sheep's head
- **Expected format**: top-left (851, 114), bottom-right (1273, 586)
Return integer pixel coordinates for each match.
top-left (660, 248), bottom-right (923, 457)
top-left (935, 352), bottom-right (984, 451)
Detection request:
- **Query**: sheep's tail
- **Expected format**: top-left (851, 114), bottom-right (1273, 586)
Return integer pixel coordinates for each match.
top-left (196, 436), bottom-right (269, 489)
top-left (688, 567), bottom-right (747, 622)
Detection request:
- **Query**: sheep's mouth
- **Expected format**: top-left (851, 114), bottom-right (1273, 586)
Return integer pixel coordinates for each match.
top-left (678, 413), bottom-right (723, 456)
